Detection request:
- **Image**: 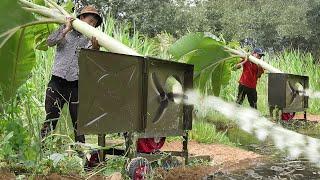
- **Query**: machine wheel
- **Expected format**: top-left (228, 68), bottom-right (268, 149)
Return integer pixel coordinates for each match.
top-left (281, 112), bottom-right (296, 121)
top-left (127, 157), bottom-right (151, 180)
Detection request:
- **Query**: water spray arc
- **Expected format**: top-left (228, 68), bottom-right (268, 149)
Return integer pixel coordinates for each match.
top-left (182, 90), bottom-right (320, 166)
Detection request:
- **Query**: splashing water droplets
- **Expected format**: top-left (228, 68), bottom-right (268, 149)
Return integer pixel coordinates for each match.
top-left (182, 90), bottom-right (320, 167)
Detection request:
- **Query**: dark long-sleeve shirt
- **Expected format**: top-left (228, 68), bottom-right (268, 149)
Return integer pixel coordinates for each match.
top-left (47, 25), bottom-right (91, 81)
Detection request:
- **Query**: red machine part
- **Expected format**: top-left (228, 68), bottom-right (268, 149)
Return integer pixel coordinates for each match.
top-left (127, 157), bottom-right (151, 180)
top-left (134, 165), bottom-right (149, 180)
top-left (137, 137), bottom-right (166, 153)
top-left (281, 112), bottom-right (296, 121)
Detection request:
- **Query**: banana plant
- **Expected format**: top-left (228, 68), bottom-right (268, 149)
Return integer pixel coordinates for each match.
top-left (169, 32), bottom-right (283, 96)
top-left (169, 32), bottom-right (238, 95)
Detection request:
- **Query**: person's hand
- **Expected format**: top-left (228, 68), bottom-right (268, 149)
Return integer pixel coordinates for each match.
top-left (91, 37), bottom-right (100, 50)
top-left (232, 65), bottom-right (238, 71)
top-left (63, 17), bottom-right (75, 34)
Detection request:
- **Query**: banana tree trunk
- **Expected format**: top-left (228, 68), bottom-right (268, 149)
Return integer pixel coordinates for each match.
top-left (226, 47), bottom-right (283, 73)
top-left (19, 0), bottom-right (141, 57)
top-left (72, 19), bottom-right (141, 56)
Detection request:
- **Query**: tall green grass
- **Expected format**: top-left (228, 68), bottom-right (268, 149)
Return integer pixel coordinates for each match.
top-left (190, 120), bottom-right (234, 145)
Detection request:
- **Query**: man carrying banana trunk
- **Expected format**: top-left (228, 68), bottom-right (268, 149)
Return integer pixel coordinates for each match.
top-left (233, 48), bottom-right (265, 109)
top-left (41, 5), bottom-right (102, 143)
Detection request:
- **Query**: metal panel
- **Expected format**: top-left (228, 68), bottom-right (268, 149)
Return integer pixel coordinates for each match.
top-left (78, 50), bottom-right (194, 136)
top-left (78, 49), bottom-right (143, 134)
top-left (284, 74), bottom-right (309, 112)
top-left (268, 73), bottom-right (309, 112)
top-left (143, 57), bottom-right (193, 137)
top-left (268, 73), bottom-right (286, 108)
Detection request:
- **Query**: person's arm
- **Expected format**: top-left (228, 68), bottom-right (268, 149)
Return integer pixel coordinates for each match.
top-left (232, 58), bottom-right (248, 70)
top-left (257, 65), bottom-right (264, 78)
top-left (86, 37), bottom-right (100, 50)
top-left (47, 17), bottom-right (74, 47)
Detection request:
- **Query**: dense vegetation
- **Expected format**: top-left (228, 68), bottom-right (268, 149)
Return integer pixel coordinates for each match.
top-left (77, 0), bottom-right (320, 59)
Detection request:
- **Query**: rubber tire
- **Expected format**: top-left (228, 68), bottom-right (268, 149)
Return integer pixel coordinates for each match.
top-left (126, 157), bottom-right (151, 180)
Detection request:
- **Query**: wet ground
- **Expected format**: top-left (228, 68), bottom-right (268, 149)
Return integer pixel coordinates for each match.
top-left (205, 152), bottom-right (320, 180)
top-left (158, 115), bottom-right (320, 179)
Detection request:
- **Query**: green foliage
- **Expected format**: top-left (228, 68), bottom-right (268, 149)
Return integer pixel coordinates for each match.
top-left (0, 28), bottom-right (36, 100)
top-left (100, 157), bottom-right (127, 176)
top-left (169, 32), bottom-right (237, 95)
top-left (87, 0), bottom-right (320, 60)
top-left (33, 24), bottom-right (56, 51)
top-left (102, 14), bottom-right (159, 56)
top-left (0, 0), bottom-right (35, 46)
top-left (190, 120), bottom-right (234, 145)
top-left (33, 0), bottom-right (45, 6)
top-left (0, 119), bottom-right (36, 162)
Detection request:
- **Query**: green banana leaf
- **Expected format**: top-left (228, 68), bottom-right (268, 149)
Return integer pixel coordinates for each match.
top-left (33, 24), bottom-right (56, 51)
top-left (32, 0), bottom-right (45, 6)
top-left (169, 32), bottom-right (238, 96)
top-left (0, 28), bottom-right (36, 100)
top-left (0, 0), bottom-right (58, 100)
top-left (0, 0), bottom-right (35, 47)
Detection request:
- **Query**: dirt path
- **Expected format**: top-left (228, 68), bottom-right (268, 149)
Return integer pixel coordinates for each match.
top-left (157, 141), bottom-right (264, 179)
top-left (295, 114), bottom-right (320, 122)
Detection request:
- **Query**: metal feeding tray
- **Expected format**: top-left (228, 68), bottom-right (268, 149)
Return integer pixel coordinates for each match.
top-left (268, 73), bottom-right (309, 120)
top-left (77, 49), bottom-right (194, 166)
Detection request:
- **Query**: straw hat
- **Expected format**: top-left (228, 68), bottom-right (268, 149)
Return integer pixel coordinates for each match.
top-left (77, 5), bottom-right (103, 27)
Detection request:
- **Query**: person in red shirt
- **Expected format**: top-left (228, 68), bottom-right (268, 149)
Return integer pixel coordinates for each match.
top-left (234, 48), bottom-right (264, 109)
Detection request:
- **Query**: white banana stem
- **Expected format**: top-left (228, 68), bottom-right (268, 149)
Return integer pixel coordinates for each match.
top-left (226, 47), bottom-right (283, 73)
top-left (72, 19), bottom-right (141, 56)
top-left (19, 0), bottom-right (141, 57)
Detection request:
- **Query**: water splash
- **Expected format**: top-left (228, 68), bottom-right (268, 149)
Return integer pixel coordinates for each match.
top-left (303, 89), bottom-right (320, 99)
top-left (184, 90), bottom-right (320, 166)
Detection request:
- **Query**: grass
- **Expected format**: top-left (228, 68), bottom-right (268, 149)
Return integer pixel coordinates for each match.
top-left (190, 119), bottom-right (234, 145)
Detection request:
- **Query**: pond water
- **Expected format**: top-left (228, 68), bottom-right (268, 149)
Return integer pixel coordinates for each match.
top-left (206, 121), bottom-right (320, 179)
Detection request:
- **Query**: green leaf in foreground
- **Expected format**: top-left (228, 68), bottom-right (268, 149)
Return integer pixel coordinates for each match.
top-left (169, 32), bottom-right (238, 96)
top-left (0, 28), bottom-right (36, 100)
top-left (0, 0), bottom-right (35, 46)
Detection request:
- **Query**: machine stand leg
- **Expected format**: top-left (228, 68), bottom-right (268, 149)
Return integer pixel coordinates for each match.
top-left (275, 109), bottom-right (280, 122)
top-left (125, 132), bottom-right (137, 159)
top-left (183, 132), bottom-right (189, 165)
top-left (98, 134), bottom-right (106, 161)
top-left (269, 106), bottom-right (274, 120)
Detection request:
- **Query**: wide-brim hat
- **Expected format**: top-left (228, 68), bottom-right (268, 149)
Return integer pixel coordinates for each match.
top-left (77, 5), bottom-right (103, 27)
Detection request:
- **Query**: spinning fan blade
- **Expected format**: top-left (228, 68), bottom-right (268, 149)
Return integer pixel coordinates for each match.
top-left (151, 73), bottom-right (166, 96)
top-left (288, 93), bottom-right (297, 105)
top-left (288, 82), bottom-right (295, 94)
top-left (287, 81), bottom-right (298, 105)
top-left (167, 93), bottom-right (186, 102)
top-left (153, 100), bottom-right (169, 123)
